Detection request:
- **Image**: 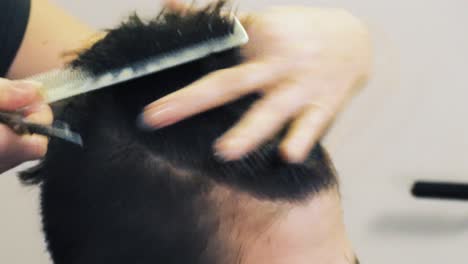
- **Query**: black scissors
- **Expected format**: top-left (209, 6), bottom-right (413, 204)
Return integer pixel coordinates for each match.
top-left (0, 110), bottom-right (83, 146)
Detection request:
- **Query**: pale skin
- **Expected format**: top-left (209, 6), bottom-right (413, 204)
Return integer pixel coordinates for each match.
top-left (1, 0), bottom-right (371, 173)
top-left (242, 190), bottom-right (356, 264)
top-left (211, 184), bottom-right (357, 263)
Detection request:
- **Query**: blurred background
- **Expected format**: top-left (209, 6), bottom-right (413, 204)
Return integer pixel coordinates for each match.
top-left (1, 0), bottom-right (468, 263)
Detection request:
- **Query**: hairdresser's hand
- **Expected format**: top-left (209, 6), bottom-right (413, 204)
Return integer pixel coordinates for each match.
top-left (143, 4), bottom-right (372, 163)
top-left (0, 79), bottom-right (52, 174)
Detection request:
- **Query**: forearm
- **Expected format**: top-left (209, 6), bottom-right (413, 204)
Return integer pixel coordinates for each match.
top-left (7, 0), bottom-right (97, 79)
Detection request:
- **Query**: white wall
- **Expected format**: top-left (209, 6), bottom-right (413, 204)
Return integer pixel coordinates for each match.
top-left (1, 0), bottom-right (468, 263)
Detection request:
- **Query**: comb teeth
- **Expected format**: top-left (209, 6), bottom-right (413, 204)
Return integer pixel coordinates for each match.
top-left (27, 17), bottom-right (248, 104)
top-left (30, 69), bottom-right (92, 103)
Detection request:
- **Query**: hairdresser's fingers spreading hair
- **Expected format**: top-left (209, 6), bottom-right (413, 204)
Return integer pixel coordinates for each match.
top-left (143, 61), bottom-right (285, 128)
top-left (0, 78), bottom-right (52, 174)
top-left (279, 85), bottom-right (349, 162)
top-left (213, 81), bottom-right (310, 161)
top-left (143, 3), bottom-right (372, 163)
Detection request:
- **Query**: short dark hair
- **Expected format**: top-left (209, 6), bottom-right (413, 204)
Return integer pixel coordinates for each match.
top-left (21, 2), bottom-right (338, 264)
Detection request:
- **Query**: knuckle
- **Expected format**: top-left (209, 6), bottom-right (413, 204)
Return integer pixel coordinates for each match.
top-left (307, 103), bottom-right (335, 120)
top-left (263, 92), bottom-right (307, 116)
top-left (246, 104), bottom-right (290, 131)
top-left (267, 99), bottom-right (294, 116)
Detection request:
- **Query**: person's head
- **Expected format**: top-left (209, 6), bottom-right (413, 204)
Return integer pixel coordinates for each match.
top-left (21, 2), bottom-right (357, 263)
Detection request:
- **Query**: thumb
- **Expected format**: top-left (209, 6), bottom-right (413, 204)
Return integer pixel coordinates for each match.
top-left (0, 79), bottom-right (43, 111)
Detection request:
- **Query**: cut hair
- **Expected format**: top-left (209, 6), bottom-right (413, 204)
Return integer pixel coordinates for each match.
top-left (21, 2), bottom-right (338, 264)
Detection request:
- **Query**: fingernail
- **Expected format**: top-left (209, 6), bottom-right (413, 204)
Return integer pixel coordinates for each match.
top-left (8, 81), bottom-right (42, 100)
top-left (280, 146), bottom-right (306, 164)
top-left (136, 113), bottom-right (155, 131)
top-left (0, 82), bottom-right (38, 107)
top-left (24, 104), bottom-right (50, 123)
top-left (214, 137), bottom-right (249, 161)
top-left (23, 134), bottom-right (49, 160)
top-left (22, 102), bottom-right (48, 112)
top-left (138, 105), bottom-right (177, 130)
top-left (213, 151), bottom-right (229, 162)
top-left (12, 80), bottom-right (42, 90)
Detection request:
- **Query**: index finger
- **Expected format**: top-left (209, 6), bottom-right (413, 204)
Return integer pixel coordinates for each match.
top-left (142, 61), bottom-right (285, 129)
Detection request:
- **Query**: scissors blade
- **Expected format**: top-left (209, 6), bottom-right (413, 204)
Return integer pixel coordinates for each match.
top-left (0, 111), bottom-right (83, 147)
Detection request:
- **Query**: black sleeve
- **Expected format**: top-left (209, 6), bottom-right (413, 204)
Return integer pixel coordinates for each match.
top-left (0, 0), bottom-right (31, 77)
